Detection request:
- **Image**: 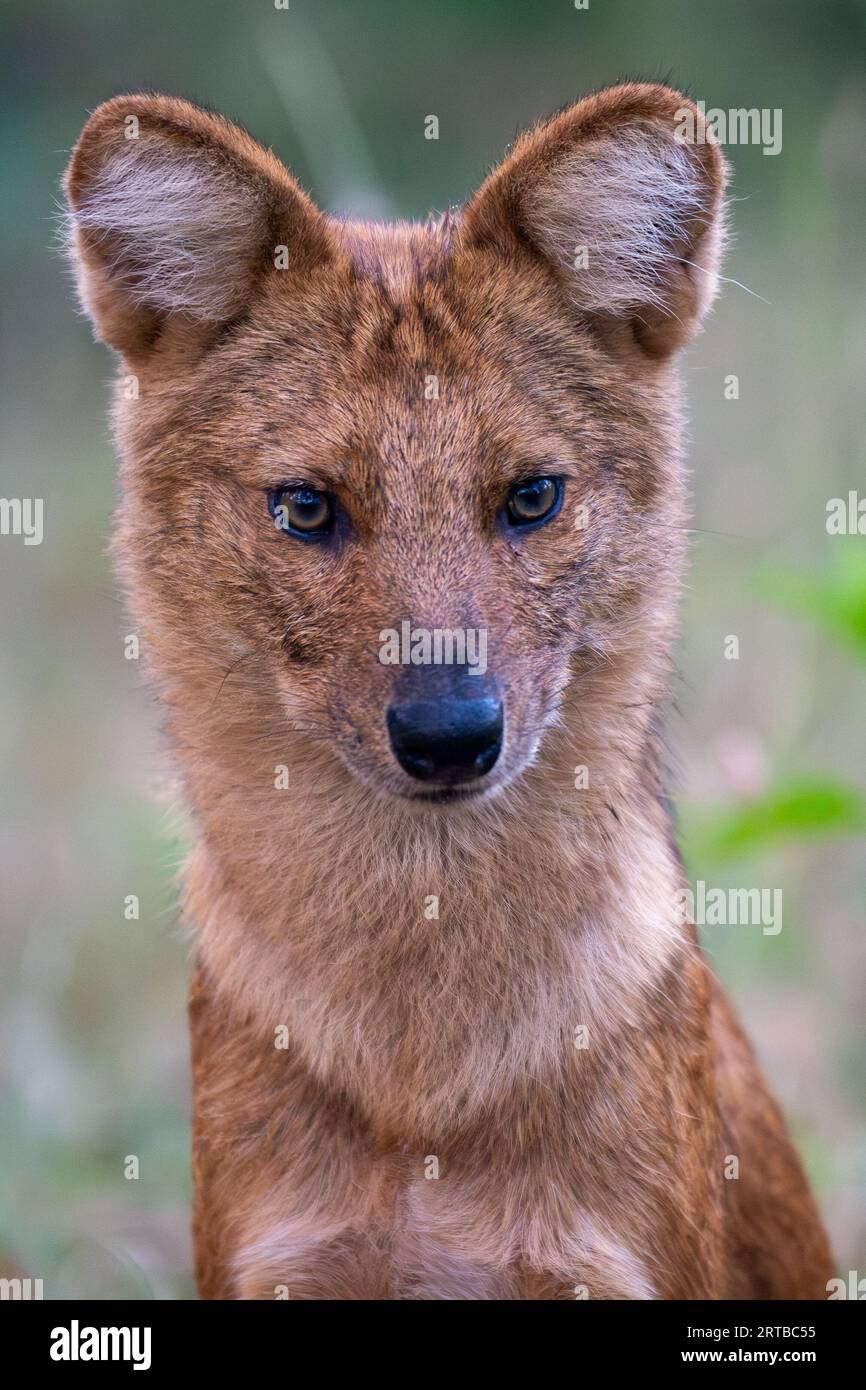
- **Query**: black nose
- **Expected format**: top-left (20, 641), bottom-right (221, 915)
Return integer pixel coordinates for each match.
top-left (386, 696), bottom-right (503, 783)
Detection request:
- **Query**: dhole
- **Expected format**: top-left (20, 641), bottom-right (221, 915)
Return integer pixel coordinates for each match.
top-left (66, 83), bottom-right (832, 1299)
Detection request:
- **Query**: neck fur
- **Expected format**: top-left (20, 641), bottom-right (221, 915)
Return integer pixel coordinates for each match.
top-left (172, 631), bottom-right (686, 1138)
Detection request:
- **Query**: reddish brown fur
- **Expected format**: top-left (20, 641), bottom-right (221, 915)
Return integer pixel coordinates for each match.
top-left (66, 84), bottom-right (832, 1299)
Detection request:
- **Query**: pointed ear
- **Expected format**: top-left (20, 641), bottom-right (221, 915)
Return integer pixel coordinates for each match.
top-left (462, 84), bottom-right (728, 357)
top-left (65, 94), bottom-right (332, 358)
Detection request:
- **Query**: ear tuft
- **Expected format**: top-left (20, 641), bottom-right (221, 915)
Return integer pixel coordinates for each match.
top-left (65, 95), bottom-right (330, 356)
top-left (527, 127), bottom-right (721, 318)
top-left (463, 84), bottom-right (728, 357)
top-left (72, 142), bottom-right (266, 321)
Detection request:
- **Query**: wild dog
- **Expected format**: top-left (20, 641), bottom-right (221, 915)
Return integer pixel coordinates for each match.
top-left (66, 83), bottom-right (832, 1299)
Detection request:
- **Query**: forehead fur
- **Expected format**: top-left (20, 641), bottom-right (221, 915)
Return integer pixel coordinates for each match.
top-left (120, 215), bottom-right (669, 529)
top-left (334, 213), bottom-right (458, 290)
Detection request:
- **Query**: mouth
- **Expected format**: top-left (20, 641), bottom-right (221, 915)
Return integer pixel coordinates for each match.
top-left (407, 786), bottom-right (486, 804)
top-left (393, 777), bottom-right (511, 808)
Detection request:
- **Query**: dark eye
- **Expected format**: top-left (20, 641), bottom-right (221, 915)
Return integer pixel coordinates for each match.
top-left (268, 485), bottom-right (334, 538)
top-left (504, 476), bottom-right (563, 529)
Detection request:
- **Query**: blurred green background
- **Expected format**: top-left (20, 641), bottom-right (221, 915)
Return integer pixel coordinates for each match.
top-left (1, 0), bottom-right (864, 1299)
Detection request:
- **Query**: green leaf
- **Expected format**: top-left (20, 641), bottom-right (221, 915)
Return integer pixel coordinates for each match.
top-left (759, 547), bottom-right (866, 658)
top-left (684, 775), bottom-right (866, 864)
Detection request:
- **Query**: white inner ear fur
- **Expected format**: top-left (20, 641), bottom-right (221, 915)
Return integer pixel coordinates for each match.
top-left (526, 127), bottom-right (723, 322)
top-left (71, 141), bottom-right (263, 320)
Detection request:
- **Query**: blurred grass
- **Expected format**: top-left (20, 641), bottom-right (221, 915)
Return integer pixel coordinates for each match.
top-left (1, 0), bottom-right (864, 1296)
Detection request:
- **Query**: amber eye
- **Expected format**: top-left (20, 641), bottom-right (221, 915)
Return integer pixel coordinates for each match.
top-left (504, 476), bottom-right (563, 529)
top-left (268, 485), bottom-right (334, 538)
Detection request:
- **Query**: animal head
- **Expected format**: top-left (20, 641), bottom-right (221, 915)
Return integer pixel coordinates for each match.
top-left (66, 85), bottom-right (725, 812)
